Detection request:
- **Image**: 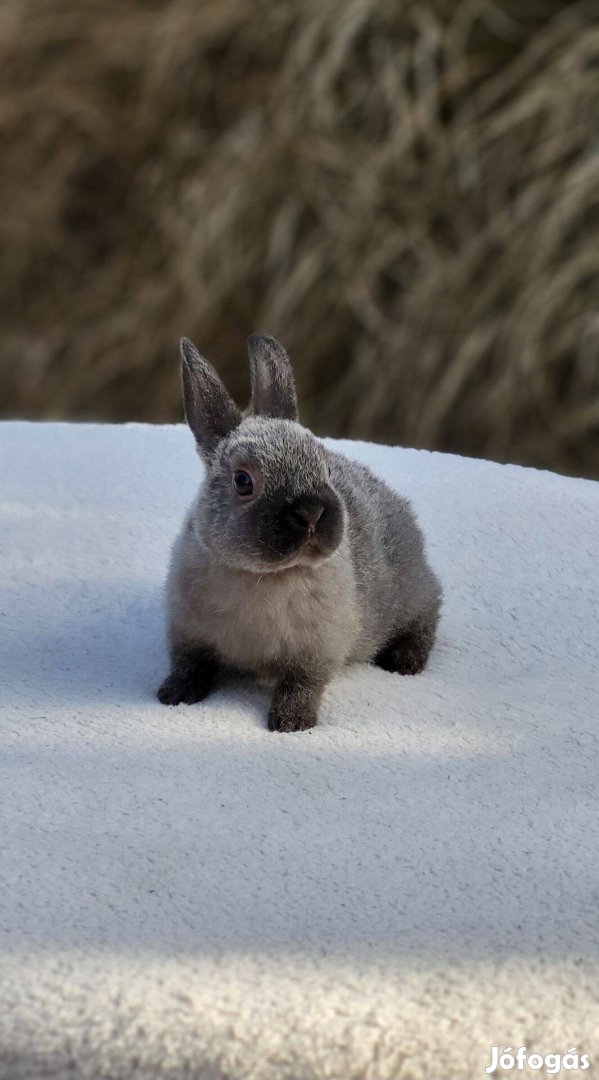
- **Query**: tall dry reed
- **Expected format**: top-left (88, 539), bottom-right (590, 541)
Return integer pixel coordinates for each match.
top-left (1, 0), bottom-right (598, 475)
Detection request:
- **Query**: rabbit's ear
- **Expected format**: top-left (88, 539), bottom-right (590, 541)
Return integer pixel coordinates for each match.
top-left (180, 337), bottom-right (241, 456)
top-left (248, 334), bottom-right (299, 421)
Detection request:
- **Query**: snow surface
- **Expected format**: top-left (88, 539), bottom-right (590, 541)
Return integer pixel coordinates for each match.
top-left (1, 421), bottom-right (598, 1080)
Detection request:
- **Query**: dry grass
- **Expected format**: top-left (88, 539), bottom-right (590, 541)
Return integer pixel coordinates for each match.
top-left (1, 0), bottom-right (598, 476)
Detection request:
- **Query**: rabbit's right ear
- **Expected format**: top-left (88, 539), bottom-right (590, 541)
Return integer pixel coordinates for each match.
top-left (180, 338), bottom-right (241, 457)
top-left (248, 334), bottom-right (299, 421)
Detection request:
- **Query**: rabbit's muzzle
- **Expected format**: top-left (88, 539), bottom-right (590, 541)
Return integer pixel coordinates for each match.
top-left (288, 496), bottom-right (324, 536)
top-left (283, 490), bottom-right (343, 559)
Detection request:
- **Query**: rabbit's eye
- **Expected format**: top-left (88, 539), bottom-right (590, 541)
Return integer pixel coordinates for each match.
top-left (233, 469), bottom-right (254, 497)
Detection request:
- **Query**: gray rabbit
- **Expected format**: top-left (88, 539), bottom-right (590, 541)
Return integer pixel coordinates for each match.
top-left (158, 334), bottom-right (442, 731)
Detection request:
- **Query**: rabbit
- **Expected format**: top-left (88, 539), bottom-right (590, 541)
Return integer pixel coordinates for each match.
top-left (158, 334), bottom-right (442, 732)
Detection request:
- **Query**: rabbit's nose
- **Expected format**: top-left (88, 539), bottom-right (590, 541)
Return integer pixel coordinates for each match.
top-left (289, 500), bottom-right (325, 536)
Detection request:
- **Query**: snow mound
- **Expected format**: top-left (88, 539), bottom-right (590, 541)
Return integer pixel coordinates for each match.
top-left (1, 422), bottom-right (598, 1080)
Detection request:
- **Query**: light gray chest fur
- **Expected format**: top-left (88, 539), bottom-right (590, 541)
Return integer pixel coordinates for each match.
top-left (167, 511), bottom-right (363, 678)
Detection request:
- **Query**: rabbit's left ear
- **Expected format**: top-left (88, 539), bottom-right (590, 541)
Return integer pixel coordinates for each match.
top-left (180, 337), bottom-right (241, 457)
top-left (248, 334), bottom-right (299, 421)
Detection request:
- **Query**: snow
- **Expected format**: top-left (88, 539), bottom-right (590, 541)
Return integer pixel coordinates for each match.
top-left (1, 420), bottom-right (598, 1080)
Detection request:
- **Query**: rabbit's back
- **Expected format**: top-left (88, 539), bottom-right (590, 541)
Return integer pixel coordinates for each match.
top-left (330, 451), bottom-right (442, 660)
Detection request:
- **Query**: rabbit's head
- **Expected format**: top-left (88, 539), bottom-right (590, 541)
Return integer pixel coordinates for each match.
top-left (180, 334), bottom-right (345, 572)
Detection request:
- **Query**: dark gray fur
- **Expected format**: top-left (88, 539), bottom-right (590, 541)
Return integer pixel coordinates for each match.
top-left (159, 335), bottom-right (442, 731)
top-left (181, 336), bottom-right (242, 456)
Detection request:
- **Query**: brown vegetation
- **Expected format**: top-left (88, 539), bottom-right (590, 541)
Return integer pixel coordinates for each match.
top-left (1, 0), bottom-right (598, 476)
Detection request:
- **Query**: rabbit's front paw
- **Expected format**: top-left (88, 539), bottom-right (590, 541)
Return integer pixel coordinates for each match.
top-left (157, 644), bottom-right (218, 706)
top-left (268, 701), bottom-right (318, 733)
top-left (267, 671), bottom-right (322, 733)
top-left (157, 672), bottom-right (210, 706)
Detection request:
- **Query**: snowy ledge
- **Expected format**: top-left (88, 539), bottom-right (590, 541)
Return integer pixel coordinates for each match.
top-left (1, 422), bottom-right (598, 1080)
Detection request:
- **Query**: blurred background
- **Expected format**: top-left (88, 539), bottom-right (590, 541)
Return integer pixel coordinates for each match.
top-left (1, 0), bottom-right (598, 478)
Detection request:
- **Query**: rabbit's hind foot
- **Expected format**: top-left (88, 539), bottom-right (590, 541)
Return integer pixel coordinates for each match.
top-left (374, 618), bottom-right (436, 676)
